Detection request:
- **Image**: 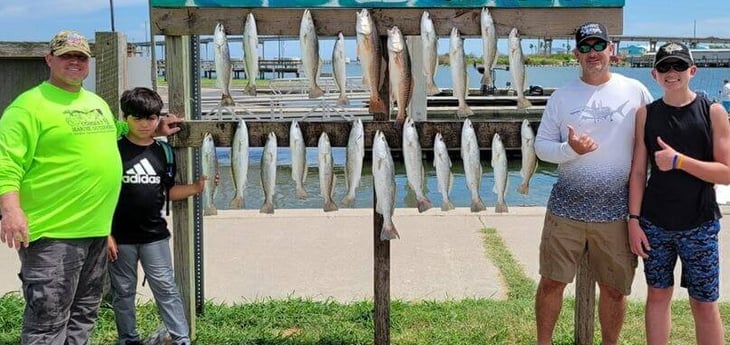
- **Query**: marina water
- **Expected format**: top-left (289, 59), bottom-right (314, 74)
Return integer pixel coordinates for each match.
top-left (210, 66), bottom-right (730, 210)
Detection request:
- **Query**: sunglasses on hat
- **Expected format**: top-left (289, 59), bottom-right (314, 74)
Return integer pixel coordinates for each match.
top-left (655, 60), bottom-right (690, 73)
top-left (577, 41), bottom-right (608, 53)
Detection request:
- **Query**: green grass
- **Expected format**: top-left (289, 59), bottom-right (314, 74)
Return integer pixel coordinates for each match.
top-left (1, 228), bottom-right (729, 344)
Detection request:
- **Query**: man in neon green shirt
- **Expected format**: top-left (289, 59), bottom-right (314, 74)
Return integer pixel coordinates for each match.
top-left (0, 30), bottom-right (180, 345)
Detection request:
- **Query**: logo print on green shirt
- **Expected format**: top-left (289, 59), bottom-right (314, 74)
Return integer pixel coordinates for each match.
top-left (64, 108), bottom-right (116, 134)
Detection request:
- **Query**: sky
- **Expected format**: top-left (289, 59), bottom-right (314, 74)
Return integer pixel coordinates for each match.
top-left (1, 0), bottom-right (729, 60)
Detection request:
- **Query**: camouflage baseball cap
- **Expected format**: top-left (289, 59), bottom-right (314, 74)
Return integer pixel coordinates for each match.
top-left (50, 30), bottom-right (91, 57)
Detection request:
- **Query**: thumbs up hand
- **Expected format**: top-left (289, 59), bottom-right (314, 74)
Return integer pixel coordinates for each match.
top-left (567, 125), bottom-right (598, 155)
top-left (655, 137), bottom-right (678, 171)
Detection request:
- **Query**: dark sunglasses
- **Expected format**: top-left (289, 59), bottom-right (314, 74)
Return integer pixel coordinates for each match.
top-left (655, 60), bottom-right (690, 73)
top-left (56, 53), bottom-right (89, 62)
top-left (577, 41), bottom-right (608, 53)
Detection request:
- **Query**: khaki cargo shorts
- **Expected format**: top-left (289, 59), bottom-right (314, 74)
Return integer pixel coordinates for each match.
top-left (539, 212), bottom-right (638, 295)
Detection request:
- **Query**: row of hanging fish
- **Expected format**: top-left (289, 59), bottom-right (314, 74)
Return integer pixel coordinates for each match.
top-left (199, 118), bottom-right (538, 229)
top-left (212, 8), bottom-right (533, 119)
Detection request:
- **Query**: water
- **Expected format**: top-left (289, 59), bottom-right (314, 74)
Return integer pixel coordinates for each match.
top-left (208, 65), bottom-right (730, 210)
top-left (212, 147), bottom-right (557, 211)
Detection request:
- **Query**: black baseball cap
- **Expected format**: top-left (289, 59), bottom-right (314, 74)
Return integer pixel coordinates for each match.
top-left (654, 42), bottom-right (694, 67)
top-left (575, 22), bottom-right (610, 45)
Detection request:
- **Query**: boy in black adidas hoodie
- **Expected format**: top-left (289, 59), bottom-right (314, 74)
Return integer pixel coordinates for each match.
top-left (108, 87), bottom-right (213, 345)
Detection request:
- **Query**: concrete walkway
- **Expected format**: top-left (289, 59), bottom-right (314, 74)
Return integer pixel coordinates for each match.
top-left (1, 207), bottom-right (729, 303)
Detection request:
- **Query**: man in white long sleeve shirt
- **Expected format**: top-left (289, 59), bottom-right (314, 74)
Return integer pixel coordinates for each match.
top-left (533, 22), bottom-right (653, 345)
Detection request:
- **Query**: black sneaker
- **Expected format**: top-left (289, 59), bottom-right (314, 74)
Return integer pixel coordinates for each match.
top-left (125, 341), bottom-right (144, 345)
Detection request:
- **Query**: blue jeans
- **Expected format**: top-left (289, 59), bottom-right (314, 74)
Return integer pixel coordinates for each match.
top-left (723, 100), bottom-right (730, 112)
top-left (109, 238), bottom-right (190, 345)
top-left (18, 237), bottom-right (108, 345)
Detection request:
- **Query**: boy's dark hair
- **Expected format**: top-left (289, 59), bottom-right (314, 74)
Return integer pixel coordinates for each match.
top-left (120, 87), bottom-right (163, 119)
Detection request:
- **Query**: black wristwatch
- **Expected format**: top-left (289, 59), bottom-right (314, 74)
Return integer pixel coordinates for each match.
top-left (628, 214), bottom-right (640, 221)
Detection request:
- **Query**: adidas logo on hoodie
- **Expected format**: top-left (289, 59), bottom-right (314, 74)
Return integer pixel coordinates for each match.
top-left (123, 158), bottom-right (161, 184)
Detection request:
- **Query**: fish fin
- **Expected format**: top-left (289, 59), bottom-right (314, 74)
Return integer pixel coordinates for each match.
top-left (259, 202), bottom-right (275, 214)
top-left (495, 202), bottom-right (509, 213)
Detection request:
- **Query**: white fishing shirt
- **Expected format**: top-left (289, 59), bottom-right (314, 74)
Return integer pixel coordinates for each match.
top-left (535, 73), bottom-right (653, 222)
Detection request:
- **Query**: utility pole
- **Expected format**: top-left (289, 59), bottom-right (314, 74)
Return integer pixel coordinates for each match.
top-left (109, 0), bottom-right (116, 31)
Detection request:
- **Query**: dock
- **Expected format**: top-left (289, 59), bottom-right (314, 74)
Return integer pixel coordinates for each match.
top-left (200, 59), bottom-right (303, 79)
top-left (194, 77), bottom-right (548, 122)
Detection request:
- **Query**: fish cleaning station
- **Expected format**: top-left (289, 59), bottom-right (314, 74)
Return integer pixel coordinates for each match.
top-left (146, 1), bottom-right (625, 344)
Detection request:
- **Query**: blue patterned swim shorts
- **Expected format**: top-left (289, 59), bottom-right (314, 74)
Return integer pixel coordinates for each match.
top-left (640, 218), bottom-right (721, 302)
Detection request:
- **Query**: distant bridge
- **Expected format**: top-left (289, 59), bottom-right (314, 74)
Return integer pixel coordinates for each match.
top-left (131, 34), bottom-right (730, 56)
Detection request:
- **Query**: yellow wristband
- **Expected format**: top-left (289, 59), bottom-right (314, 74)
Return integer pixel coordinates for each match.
top-left (676, 154), bottom-right (684, 170)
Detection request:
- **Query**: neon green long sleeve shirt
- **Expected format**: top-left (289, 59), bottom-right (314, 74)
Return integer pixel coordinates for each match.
top-left (0, 82), bottom-right (123, 241)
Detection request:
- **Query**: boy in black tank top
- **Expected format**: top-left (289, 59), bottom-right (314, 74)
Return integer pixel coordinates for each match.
top-left (628, 42), bottom-right (730, 345)
top-left (108, 87), bottom-right (216, 345)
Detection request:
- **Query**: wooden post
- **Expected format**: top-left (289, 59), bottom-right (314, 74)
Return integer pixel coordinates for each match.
top-left (165, 35), bottom-right (196, 339)
top-left (574, 253), bottom-right (595, 345)
top-left (406, 36), bottom-right (426, 121)
top-left (373, 191), bottom-right (390, 345)
top-left (94, 32), bottom-right (127, 117)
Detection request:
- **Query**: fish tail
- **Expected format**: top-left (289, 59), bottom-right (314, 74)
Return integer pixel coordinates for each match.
top-left (341, 195), bottom-right (355, 208)
top-left (323, 200), bottom-right (339, 212)
top-left (245, 83), bottom-right (257, 96)
top-left (417, 198), bottom-right (433, 213)
top-left (426, 81), bottom-right (440, 96)
top-left (471, 199), bottom-right (486, 213)
top-left (441, 200), bottom-right (455, 211)
top-left (480, 72), bottom-right (491, 87)
top-left (368, 95), bottom-right (388, 115)
top-left (229, 196), bottom-right (244, 209)
top-left (517, 97), bottom-right (533, 109)
top-left (457, 104), bottom-right (474, 117)
top-left (517, 183), bottom-right (529, 195)
top-left (394, 115), bottom-right (406, 130)
top-left (259, 202), bottom-right (275, 214)
top-left (204, 206), bottom-right (218, 216)
top-left (337, 94), bottom-right (350, 106)
top-left (296, 187), bottom-right (308, 199)
top-left (495, 202), bottom-right (509, 213)
top-left (221, 93), bottom-right (235, 106)
top-left (380, 224), bottom-right (400, 241)
top-left (309, 85), bottom-right (325, 99)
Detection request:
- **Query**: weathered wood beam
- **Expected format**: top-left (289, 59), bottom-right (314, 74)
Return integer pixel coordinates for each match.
top-left (166, 35), bottom-right (198, 340)
top-left (151, 8), bottom-right (622, 37)
top-left (167, 119), bottom-right (539, 150)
